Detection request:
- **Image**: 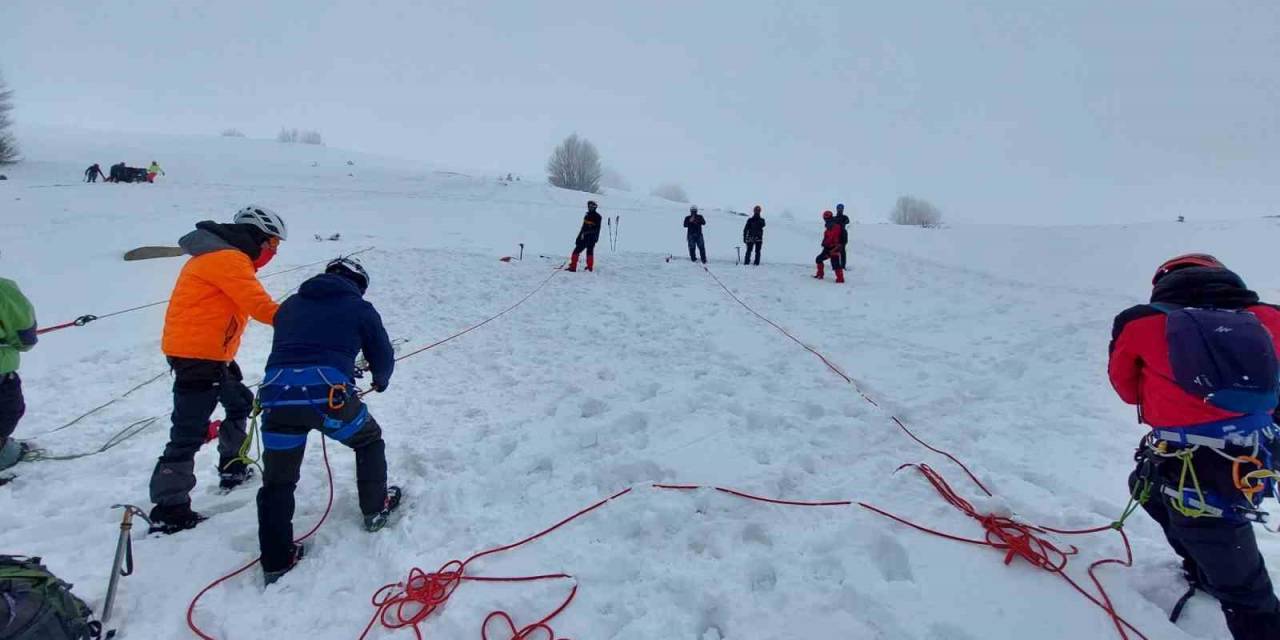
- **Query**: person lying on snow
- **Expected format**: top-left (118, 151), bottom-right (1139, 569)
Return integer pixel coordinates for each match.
top-left (1109, 253), bottom-right (1280, 640)
top-left (148, 206), bottom-right (287, 533)
top-left (255, 256), bottom-right (400, 585)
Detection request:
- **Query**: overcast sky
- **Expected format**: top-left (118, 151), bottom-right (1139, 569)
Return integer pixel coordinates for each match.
top-left (3, 1), bottom-right (1278, 224)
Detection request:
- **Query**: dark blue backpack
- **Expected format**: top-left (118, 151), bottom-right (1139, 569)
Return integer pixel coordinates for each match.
top-left (1152, 303), bottom-right (1280, 414)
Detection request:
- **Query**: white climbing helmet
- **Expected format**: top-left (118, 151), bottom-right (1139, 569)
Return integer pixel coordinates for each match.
top-left (234, 205), bottom-right (288, 241)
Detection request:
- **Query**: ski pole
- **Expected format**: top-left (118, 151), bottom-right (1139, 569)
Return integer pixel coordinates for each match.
top-left (736, 246), bottom-right (741, 265)
top-left (615, 216), bottom-right (621, 251)
top-left (103, 504), bottom-right (149, 628)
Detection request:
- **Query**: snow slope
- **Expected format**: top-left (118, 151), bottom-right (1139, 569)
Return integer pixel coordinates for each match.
top-left (4, 126), bottom-right (1280, 639)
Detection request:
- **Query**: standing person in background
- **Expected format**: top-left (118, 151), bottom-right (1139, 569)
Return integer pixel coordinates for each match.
top-left (684, 206), bottom-right (708, 264)
top-left (147, 206), bottom-right (287, 533)
top-left (833, 204), bottom-right (850, 271)
top-left (743, 205), bottom-right (765, 266)
top-left (147, 160), bottom-right (165, 183)
top-left (813, 211), bottom-right (844, 283)
top-left (0, 278), bottom-right (37, 477)
top-left (567, 200), bottom-right (602, 272)
top-left (84, 163), bottom-right (105, 183)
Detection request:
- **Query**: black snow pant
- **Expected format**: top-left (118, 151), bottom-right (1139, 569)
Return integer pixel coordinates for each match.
top-left (149, 358), bottom-right (253, 507)
top-left (1131, 459), bottom-right (1280, 640)
top-left (687, 234), bottom-right (706, 263)
top-left (572, 236), bottom-right (597, 259)
top-left (0, 373), bottom-right (25, 469)
top-left (86, 173), bottom-right (98, 183)
top-left (744, 241), bottom-right (762, 265)
top-left (815, 249), bottom-right (839, 271)
top-left (837, 242), bottom-right (849, 270)
top-left (257, 396), bottom-right (387, 572)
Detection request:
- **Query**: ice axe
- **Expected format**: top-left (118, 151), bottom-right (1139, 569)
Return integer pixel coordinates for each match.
top-left (735, 246), bottom-right (741, 265)
top-left (519, 243), bottom-right (524, 261)
top-left (102, 504), bottom-right (151, 632)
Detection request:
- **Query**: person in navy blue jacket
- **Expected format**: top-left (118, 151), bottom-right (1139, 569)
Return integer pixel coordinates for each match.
top-left (255, 256), bottom-right (401, 585)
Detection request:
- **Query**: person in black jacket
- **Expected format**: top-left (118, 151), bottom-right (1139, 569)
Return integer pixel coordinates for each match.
top-left (684, 206), bottom-right (707, 263)
top-left (255, 257), bottom-right (400, 585)
top-left (742, 205), bottom-right (765, 266)
top-left (84, 163), bottom-right (105, 183)
top-left (832, 203), bottom-right (850, 270)
top-left (567, 201), bottom-right (602, 272)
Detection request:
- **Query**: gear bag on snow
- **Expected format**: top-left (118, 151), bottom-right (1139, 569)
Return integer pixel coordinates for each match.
top-left (1151, 303), bottom-right (1280, 415)
top-left (0, 556), bottom-right (102, 640)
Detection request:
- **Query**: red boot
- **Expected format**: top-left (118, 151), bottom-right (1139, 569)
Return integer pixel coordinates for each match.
top-left (586, 255), bottom-right (595, 272)
top-left (813, 263), bottom-right (825, 279)
top-left (567, 252), bottom-right (579, 272)
top-left (835, 269), bottom-right (845, 284)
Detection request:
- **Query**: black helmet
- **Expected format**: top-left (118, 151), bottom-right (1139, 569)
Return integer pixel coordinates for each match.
top-left (326, 256), bottom-right (370, 293)
top-left (690, 205), bottom-right (698, 213)
top-left (587, 200), bottom-right (598, 209)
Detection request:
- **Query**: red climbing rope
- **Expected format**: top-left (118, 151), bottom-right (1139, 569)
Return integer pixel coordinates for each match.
top-left (364, 483), bottom-right (853, 639)
top-left (699, 265), bottom-right (1147, 640)
top-left (187, 438), bottom-right (335, 639)
top-left (858, 464), bottom-right (1148, 640)
top-left (700, 265), bottom-right (991, 495)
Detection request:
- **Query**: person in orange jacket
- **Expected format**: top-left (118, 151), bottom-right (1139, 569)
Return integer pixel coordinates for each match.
top-left (813, 211), bottom-right (844, 283)
top-left (148, 205), bottom-right (288, 533)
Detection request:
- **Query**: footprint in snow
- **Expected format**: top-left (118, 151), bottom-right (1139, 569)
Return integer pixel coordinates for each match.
top-left (867, 531), bottom-right (915, 583)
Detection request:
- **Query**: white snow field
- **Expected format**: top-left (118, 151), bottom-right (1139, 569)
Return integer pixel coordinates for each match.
top-left (3, 126), bottom-right (1280, 639)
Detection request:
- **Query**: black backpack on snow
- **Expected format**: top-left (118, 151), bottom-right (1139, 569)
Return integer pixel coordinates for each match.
top-left (0, 556), bottom-right (101, 640)
top-left (1151, 303), bottom-right (1280, 415)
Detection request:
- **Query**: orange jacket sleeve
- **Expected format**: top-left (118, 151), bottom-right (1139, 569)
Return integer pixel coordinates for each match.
top-left (199, 251), bottom-right (279, 325)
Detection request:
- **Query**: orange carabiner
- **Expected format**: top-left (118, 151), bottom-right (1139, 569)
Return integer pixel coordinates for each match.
top-left (328, 384), bottom-right (347, 411)
top-left (1233, 455), bottom-right (1266, 499)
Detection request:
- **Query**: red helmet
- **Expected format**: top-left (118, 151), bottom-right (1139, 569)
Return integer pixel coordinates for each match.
top-left (1152, 253), bottom-right (1225, 285)
top-left (822, 210), bottom-right (833, 219)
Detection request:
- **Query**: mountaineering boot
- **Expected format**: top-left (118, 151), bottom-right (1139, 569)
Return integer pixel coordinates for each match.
top-left (148, 502), bottom-right (208, 535)
top-left (1224, 606), bottom-right (1280, 640)
top-left (0, 438), bottom-right (27, 471)
top-left (364, 485), bottom-right (403, 532)
top-left (586, 255), bottom-right (595, 272)
top-left (835, 269), bottom-right (845, 284)
top-left (263, 543), bottom-right (306, 586)
top-left (566, 253), bottom-right (579, 272)
top-left (218, 459), bottom-right (256, 493)
top-left (813, 263), bottom-right (825, 279)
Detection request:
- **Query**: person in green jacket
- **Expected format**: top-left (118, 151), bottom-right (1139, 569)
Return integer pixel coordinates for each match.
top-left (0, 278), bottom-right (37, 471)
top-left (147, 160), bottom-right (165, 183)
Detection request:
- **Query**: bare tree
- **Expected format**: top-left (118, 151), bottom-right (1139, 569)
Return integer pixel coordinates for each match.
top-left (277, 127), bottom-right (299, 143)
top-left (221, 128), bottom-right (247, 138)
top-left (600, 167), bottom-right (631, 191)
top-left (0, 71), bottom-right (18, 165)
top-left (651, 183), bottom-right (689, 203)
top-left (299, 130), bottom-right (323, 145)
top-left (890, 196), bottom-right (943, 227)
top-left (546, 133), bottom-right (602, 193)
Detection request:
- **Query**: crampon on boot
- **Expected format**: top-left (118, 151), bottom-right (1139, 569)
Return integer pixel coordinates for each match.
top-left (566, 253), bottom-right (579, 272)
top-left (218, 460), bottom-right (256, 493)
top-left (148, 502), bottom-right (208, 535)
top-left (263, 543), bottom-right (306, 586)
top-left (364, 486), bottom-right (404, 532)
top-left (813, 263), bottom-right (825, 279)
top-left (835, 269), bottom-right (845, 284)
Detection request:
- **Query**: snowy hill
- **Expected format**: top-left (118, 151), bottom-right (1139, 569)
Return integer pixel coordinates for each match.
top-left (3, 126), bottom-right (1280, 639)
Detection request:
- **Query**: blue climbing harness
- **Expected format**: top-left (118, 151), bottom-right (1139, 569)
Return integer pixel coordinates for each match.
top-left (258, 366), bottom-right (369, 450)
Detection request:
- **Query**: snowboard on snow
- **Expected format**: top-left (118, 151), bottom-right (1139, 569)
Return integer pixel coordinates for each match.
top-left (123, 246), bottom-right (184, 261)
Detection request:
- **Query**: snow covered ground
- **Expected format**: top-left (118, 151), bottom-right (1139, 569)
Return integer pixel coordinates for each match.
top-left (4, 126), bottom-right (1280, 639)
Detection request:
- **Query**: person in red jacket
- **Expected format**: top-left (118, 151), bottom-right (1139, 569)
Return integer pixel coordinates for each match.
top-left (1108, 253), bottom-right (1280, 640)
top-left (812, 211), bottom-right (844, 283)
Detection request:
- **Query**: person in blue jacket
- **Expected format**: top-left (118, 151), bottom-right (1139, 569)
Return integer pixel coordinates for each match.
top-left (255, 256), bottom-right (400, 585)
